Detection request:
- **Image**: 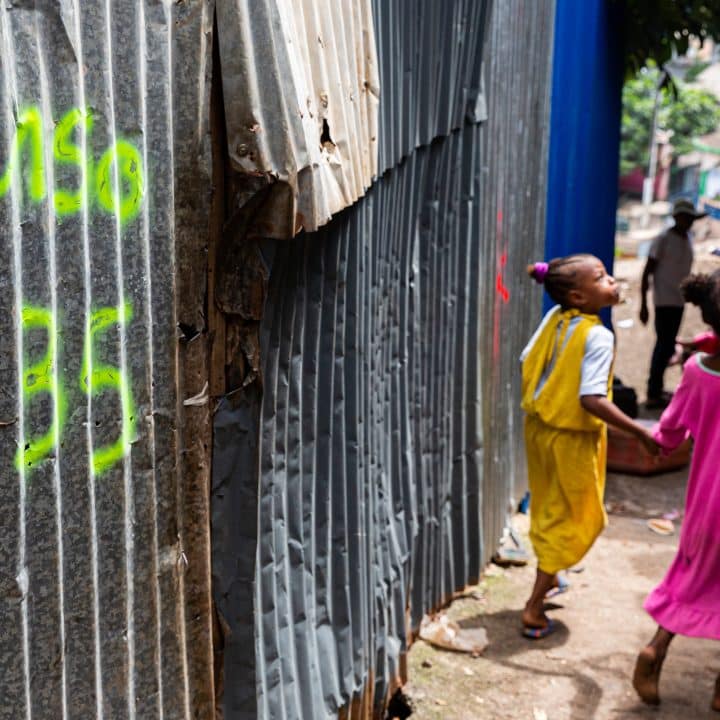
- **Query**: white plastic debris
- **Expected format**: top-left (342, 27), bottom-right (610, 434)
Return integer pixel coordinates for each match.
top-left (418, 614), bottom-right (489, 654)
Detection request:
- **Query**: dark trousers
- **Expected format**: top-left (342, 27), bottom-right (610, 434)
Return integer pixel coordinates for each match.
top-left (647, 305), bottom-right (684, 398)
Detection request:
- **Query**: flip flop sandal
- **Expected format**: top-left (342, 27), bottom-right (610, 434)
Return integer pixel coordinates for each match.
top-left (522, 620), bottom-right (556, 640)
top-left (545, 576), bottom-right (570, 599)
top-left (492, 546), bottom-right (530, 567)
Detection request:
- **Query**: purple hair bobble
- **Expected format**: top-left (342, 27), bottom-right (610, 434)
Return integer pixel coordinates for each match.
top-left (533, 262), bottom-right (549, 284)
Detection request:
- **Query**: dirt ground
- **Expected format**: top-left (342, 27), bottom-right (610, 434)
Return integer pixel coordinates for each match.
top-left (401, 239), bottom-right (720, 719)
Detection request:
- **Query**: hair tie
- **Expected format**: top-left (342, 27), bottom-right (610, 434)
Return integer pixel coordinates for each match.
top-left (533, 262), bottom-right (549, 284)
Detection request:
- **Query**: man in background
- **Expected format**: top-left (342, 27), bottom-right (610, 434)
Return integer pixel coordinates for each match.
top-left (639, 198), bottom-right (707, 409)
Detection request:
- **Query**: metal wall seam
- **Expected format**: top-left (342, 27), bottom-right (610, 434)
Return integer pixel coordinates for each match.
top-left (0, 1), bottom-right (215, 718)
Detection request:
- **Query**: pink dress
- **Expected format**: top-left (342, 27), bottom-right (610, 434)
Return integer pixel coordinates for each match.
top-left (644, 354), bottom-right (720, 639)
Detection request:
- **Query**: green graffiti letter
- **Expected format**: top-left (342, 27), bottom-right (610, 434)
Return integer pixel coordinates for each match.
top-left (96, 140), bottom-right (144, 224)
top-left (0, 107), bottom-right (45, 202)
top-left (53, 107), bottom-right (93, 216)
top-left (16, 306), bottom-right (67, 471)
top-left (81, 303), bottom-right (136, 475)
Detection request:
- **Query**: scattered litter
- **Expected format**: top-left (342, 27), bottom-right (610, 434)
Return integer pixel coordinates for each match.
top-left (493, 525), bottom-right (531, 566)
top-left (605, 500), bottom-right (626, 514)
top-left (518, 491), bottom-right (530, 514)
top-left (533, 708), bottom-right (548, 720)
top-left (617, 318), bottom-right (634, 329)
top-left (419, 614), bottom-right (489, 655)
top-left (473, 695), bottom-right (484, 704)
top-left (606, 499), bottom-right (646, 515)
top-left (462, 666), bottom-right (474, 676)
top-left (662, 509), bottom-right (680, 521)
top-left (647, 518), bottom-right (674, 535)
top-left (492, 545), bottom-right (529, 567)
top-left (712, 247), bottom-right (720, 257)
top-left (434, 698), bottom-right (447, 707)
top-left (421, 659), bottom-right (432, 669)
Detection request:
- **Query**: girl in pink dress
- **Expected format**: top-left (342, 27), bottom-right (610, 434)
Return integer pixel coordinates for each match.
top-left (633, 270), bottom-right (720, 711)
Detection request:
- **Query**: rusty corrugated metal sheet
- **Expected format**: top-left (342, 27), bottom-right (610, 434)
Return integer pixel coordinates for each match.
top-left (215, 0), bottom-right (380, 238)
top-left (0, 2), bottom-right (215, 718)
top-left (211, 1), bottom-right (555, 718)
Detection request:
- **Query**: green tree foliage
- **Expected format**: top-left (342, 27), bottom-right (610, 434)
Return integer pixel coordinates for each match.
top-left (616, 0), bottom-right (720, 77)
top-left (620, 67), bottom-right (720, 175)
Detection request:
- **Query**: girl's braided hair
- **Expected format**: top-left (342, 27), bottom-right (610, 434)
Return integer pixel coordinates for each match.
top-left (526, 254), bottom-right (595, 308)
top-left (681, 270), bottom-right (720, 338)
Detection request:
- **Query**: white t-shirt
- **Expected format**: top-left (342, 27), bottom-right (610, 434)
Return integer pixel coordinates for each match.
top-left (649, 228), bottom-right (693, 307)
top-left (520, 306), bottom-right (615, 398)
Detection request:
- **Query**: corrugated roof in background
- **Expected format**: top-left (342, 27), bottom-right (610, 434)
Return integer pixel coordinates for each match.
top-left (0, 2), bottom-right (215, 718)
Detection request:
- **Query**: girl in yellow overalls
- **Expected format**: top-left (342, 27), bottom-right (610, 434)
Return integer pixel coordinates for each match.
top-left (520, 254), bottom-right (658, 638)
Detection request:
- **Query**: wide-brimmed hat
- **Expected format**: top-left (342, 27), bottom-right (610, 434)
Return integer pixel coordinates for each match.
top-left (672, 198), bottom-right (707, 219)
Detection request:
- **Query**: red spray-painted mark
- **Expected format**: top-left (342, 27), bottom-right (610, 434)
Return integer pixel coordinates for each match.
top-left (495, 251), bottom-right (510, 304)
top-left (492, 207), bottom-right (506, 362)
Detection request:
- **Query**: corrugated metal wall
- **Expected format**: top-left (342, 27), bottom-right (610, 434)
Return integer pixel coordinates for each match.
top-left (0, 0), bottom-right (555, 717)
top-left (212, 1), bottom-right (555, 718)
top-left (0, 2), bottom-right (215, 718)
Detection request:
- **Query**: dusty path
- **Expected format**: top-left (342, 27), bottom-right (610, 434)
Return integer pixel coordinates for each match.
top-left (402, 245), bottom-right (720, 719)
top-left (403, 467), bottom-right (719, 719)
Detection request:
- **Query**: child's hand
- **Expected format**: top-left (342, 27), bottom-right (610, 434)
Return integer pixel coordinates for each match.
top-left (639, 429), bottom-right (661, 457)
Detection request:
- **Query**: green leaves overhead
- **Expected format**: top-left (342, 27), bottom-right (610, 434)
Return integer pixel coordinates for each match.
top-left (615, 0), bottom-right (720, 78)
top-left (620, 66), bottom-right (720, 176)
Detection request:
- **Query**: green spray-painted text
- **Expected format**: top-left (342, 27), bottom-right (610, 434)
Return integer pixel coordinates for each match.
top-left (17, 306), bottom-right (67, 470)
top-left (17, 301), bottom-right (137, 475)
top-left (81, 303), bottom-right (136, 475)
top-left (1, 106), bottom-right (144, 224)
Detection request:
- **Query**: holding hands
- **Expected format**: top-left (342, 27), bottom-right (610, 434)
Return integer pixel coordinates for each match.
top-left (638, 426), bottom-right (661, 457)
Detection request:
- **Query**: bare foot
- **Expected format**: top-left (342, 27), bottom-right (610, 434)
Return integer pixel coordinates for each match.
top-left (712, 675), bottom-right (720, 712)
top-left (632, 646), bottom-right (664, 706)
